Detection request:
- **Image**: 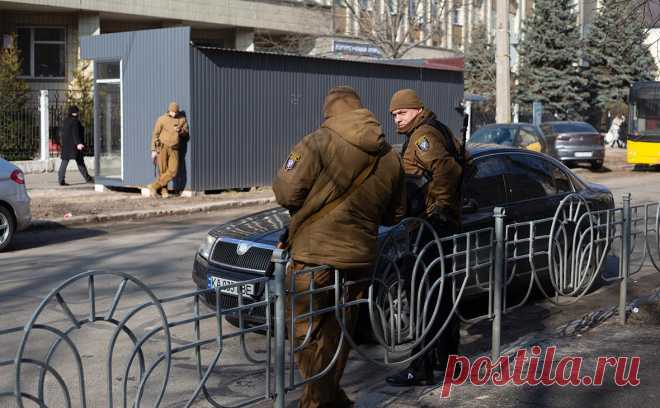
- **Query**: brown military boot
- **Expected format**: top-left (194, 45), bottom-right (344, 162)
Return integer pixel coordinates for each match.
top-left (147, 183), bottom-right (159, 198)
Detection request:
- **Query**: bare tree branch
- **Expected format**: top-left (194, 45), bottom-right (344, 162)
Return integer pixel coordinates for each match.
top-left (341, 0), bottom-right (459, 58)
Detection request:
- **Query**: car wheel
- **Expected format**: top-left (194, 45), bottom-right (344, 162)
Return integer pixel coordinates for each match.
top-left (0, 206), bottom-right (16, 252)
top-left (590, 160), bottom-right (603, 170)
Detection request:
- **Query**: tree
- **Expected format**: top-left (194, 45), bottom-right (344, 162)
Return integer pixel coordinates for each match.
top-left (340, 0), bottom-right (453, 59)
top-left (0, 34), bottom-right (32, 160)
top-left (514, 0), bottom-right (589, 120)
top-left (582, 0), bottom-right (657, 127)
top-left (66, 59), bottom-right (94, 130)
top-left (464, 23), bottom-right (496, 113)
top-left (0, 34), bottom-right (29, 113)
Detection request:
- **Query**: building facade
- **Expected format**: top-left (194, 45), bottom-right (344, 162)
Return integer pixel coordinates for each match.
top-left (0, 0), bottom-right (471, 92)
top-left (3, 0), bottom-right (651, 93)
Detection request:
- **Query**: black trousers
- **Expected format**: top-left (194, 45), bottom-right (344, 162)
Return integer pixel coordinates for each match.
top-left (58, 157), bottom-right (92, 183)
top-left (409, 223), bottom-right (461, 374)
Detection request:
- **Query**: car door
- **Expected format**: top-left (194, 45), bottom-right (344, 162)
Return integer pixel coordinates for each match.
top-left (505, 153), bottom-right (573, 290)
top-left (504, 153), bottom-right (574, 223)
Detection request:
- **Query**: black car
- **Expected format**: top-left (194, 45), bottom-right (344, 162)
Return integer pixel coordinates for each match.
top-left (192, 146), bottom-right (614, 325)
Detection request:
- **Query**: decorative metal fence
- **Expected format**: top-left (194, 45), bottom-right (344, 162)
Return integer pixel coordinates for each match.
top-left (0, 193), bottom-right (658, 407)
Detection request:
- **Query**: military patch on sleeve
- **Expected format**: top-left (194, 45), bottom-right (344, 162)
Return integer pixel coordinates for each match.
top-left (284, 152), bottom-right (301, 171)
top-left (416, 136), bottom-right (430, 152)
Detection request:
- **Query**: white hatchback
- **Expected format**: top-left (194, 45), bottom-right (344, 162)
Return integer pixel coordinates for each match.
top-left (0, 158), bottom-right (31, 251)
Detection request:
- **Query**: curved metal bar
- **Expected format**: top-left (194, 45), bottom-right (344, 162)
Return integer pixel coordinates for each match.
top-left (121, 324), bottom-right (167, 408)
top-left (133, 352), bottom-right (168, 408)
top-left (19, 358), bottom-right (72, 408)
top-left (11, 271), bottom-right (169, 408)
top-left (2, 391), bottom-right (51, 407)
top-left (106, 302), bottom-right (155, 407)
top-left (33, 324), bottom-right (87, 407)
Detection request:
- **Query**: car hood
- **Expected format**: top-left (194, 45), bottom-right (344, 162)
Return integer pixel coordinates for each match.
top-left (586, 181), bottom-right (610, 194)
top-left (209, 206), bottom-right (395, 246)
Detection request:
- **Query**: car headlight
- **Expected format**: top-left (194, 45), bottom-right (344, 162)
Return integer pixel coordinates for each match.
top-left (198, 234), bottom-right (216, 259)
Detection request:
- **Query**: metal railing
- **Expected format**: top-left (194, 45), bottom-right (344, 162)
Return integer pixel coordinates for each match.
top-left (1, 193), bottom-right (659, 407)
top-left (0, 90), bottom-right (93, 161)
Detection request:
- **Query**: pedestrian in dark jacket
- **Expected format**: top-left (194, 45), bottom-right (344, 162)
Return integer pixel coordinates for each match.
top-left (58, 105), bottom-right (93, 186)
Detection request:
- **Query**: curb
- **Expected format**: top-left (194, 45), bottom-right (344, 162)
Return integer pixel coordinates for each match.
top-left (28, 196), bottom-right (277, 230)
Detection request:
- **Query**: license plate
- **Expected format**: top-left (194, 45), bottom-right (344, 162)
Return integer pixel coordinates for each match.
top-left (207, 276), bottom-right (255, 296)
top-left (574, 152), bottom-right (593, 158)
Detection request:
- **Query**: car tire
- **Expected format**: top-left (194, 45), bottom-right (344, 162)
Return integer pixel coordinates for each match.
top-left (0, 205), bottom-right (16, 252)
top-left (590, 160), bottom-right (603, 170)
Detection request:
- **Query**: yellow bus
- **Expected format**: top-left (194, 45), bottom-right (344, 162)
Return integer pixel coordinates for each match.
top-left (628, 81), bottom-right (660, 165)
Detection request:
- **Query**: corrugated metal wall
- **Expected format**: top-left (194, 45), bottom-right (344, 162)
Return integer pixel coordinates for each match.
top-left (82, 27), bottom-right (463, 191)
top-left (81, 27), bottom-right (191, 188)
top-left (190, 47), bottom-right (463, 190)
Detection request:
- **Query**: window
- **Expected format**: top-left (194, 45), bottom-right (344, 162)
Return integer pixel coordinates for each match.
top-left (507, 155), bottom-right (560, 201)
top-left (550, 122), bottom-right (598, 133)
top-left (550, 165), bottom-right (573, 193)
top-left (469, 126), bottom-right (516, 146)
top-left (451, 8), bottom-right (461, 25)
top-left (95, 62), bottom-right (122, 179)
top-left (517, 128), bottom-right (542, 151)
top-left (463, 156), bottom-right (508, 209)
top-left (540, 124), bottom-right (554, 136)
top-left (17, 27), bottom-right (65, 79)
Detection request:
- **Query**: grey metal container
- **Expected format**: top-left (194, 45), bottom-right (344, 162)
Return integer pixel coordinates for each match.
top-left (82, 26), bottom-right (464, 192)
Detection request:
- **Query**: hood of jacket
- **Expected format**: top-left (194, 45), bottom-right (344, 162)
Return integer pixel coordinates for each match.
top-left (321, 108), bottom-right (385, 154)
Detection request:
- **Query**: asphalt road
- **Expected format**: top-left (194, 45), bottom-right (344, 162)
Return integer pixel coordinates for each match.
top-left (2, 168), bottom-right (660, 407)
top-left (0, 206), bottom-right (281, 407)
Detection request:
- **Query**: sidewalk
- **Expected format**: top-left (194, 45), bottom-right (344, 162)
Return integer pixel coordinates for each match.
top-left (24, 170), bottom-right (276, 229)
top-left (342, 264), bottom-right (660, 408)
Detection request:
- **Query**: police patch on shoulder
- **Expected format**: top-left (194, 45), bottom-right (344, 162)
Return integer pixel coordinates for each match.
top-left (416, 136), bottom-right (430, 152)
top-left (285, 152), bottom-right (301, 171)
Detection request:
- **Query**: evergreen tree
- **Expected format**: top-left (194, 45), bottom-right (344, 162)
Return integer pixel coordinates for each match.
top-left (583, 0), bottom-right (657, 127)
top-left (0, 34), bottom-right (29, 113)
top-left (464, 23), bottom-right (496, 114)
top-left (515, 0), bottom-right (589, 120)
top-left (66, 60), bottom-right (94, 130)
top-left (0, 34), bottom-right (31, 160)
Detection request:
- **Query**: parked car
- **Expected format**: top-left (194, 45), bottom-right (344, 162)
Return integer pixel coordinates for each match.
top-left (0, 158), bottom-right (31, 251)
top-left (191, 146), bottom-right (614, 329)
top-left (468, 123), bottom-right (556, 157)
top-left (540, 121), bottom-right (605, 169)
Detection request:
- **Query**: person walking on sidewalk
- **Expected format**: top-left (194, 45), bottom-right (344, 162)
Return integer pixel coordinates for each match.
top-left (147, 102), bottom-right (189, 198)
top-left (58, 105), bottom-right (93, 186)
top-left (606, 114), bottom-right (625, 148)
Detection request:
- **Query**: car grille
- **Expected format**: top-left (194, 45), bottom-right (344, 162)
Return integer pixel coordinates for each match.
top-left (211, 241), bottom-right (273, 272)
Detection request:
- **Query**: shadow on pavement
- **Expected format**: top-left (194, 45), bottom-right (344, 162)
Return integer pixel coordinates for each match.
top-left (9, 226), bottom-right (108, 251)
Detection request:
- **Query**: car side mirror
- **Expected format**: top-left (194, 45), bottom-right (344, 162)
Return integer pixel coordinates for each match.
top-left (462, 198), bottom-right (479, 214)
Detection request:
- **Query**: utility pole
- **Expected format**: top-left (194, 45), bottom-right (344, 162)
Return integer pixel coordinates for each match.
top-left (495, 0), bottom-right (511, 123)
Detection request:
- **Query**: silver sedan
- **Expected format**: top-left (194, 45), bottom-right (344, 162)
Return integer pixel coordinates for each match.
top-left (0, 158), bottom-right (31, 251)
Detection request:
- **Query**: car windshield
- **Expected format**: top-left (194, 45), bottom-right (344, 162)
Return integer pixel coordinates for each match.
top-left (469, 126), bottom-right (517, 145)
top-left (550, 122), bottom-right (597, 133)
